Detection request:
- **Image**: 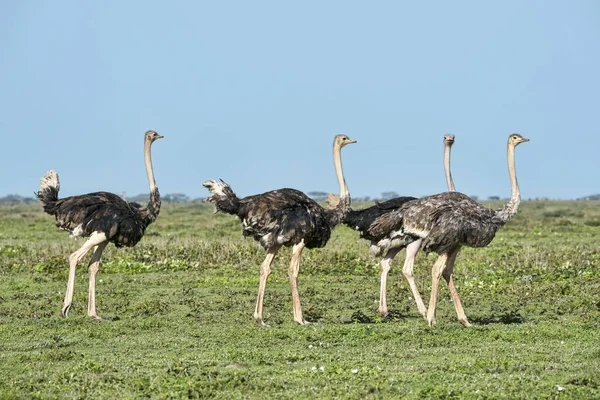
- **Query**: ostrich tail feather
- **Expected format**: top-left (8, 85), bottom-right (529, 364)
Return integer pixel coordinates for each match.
top-left (202, 179), bottom-right (241, 215)
top-left (36, 170), bottom-right (60, 214)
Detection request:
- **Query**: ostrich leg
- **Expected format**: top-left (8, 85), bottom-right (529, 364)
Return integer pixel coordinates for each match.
top-left (377, 247), bottom-right (401, 317)
top-left (87, 241), bottom-right (108, 320)
top-left (425, 253), bottom-right (449, 327)
top-left (402, 239), bottom-right (427, 317)
top-left (253, 246), bottom-right (280, 326)
top-left (62, 232), bottom-right (108, 317)
top-left (442, 248), bottom-right (471, 327)
top-left (288, 240), bottom-right (307, 325)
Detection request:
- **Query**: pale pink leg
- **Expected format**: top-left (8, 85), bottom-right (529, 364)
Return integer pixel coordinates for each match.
top-left (426, 253), bottom-right (449, 327)
top-left (442, 249), bottom-right (471, 327)
top-left (87, 242), bottom-right (108, 320)
top-left (401, 239), bottom-right (427, 317)
top-left (253, 246), bottom-right (280, 326)
top-left (378, 247), bottom-right (401, 317)
top-left (62, 232), bottom-right (108, 317)
top-left (288, 240), bottom-right (307, 325)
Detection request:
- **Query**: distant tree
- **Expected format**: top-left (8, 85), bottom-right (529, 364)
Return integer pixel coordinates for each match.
top-left (488, 196), bottom-right (500, 201)
top-left (470, 195), bottom-right (479, 201)
top-left (128, 193), bottom-right (200, 204)
top-left (381, 191), bottom-right (399, 200)
top-left (163, 193), bottom-right (190, 203)
top-left (307, 191), bottom-right (328, 201)
top-left (0, 194), bottom-right (35, 204)
top-left (580, 194), bottom-right (600, 200)
top-left (128, 193), bottom-right (150, 203)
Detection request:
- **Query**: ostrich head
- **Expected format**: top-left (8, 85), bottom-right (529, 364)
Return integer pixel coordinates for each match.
top-left (508, 133), bottom-right (529, 146)
top-left (443, 134), bottom-right (455, 145)
top-left (334, 134), bottom-right (357, 148)
top-left (145, 130), bottom-right (164, 143)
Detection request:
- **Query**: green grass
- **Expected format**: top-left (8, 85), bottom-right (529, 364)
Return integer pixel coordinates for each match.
top-left (1, 201), bottom-right (599, 399)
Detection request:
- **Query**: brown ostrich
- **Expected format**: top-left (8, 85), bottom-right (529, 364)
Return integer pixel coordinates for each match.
top-left (36, 130), bottom-right (163, 320)
top-left (203, 135), bottom-right (356, 325)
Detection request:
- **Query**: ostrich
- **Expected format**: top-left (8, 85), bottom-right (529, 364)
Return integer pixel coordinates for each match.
top-left (368, 133), bottom-right (529, 326)
top-left (203, 134), bottom-right (356, 326)
top-left (330, 134), bottom-right (458, 317)
top-left (36, 130), bottom-right (163, 320)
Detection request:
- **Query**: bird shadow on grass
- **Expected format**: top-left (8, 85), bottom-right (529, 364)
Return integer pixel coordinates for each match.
top-left (380, 310), bottom-right (414, 323)
top-left (344, 309), bottom-right (411, 324)
top-left (302, 308), bottom-right (323, 324)
top-left (344, 310), bottom-right (374, 324)
top-left (102, 315), bottom-right (121, 322)
top-left (470, 311), bottom-right (525, 326)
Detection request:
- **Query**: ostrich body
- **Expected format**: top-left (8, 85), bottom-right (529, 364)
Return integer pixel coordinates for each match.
top-left (334, 134), bottom-right (457, 317)
top-left (36, 130), bottom-right (163, 319)
top-left (368, 134), bottom-right (528, 326)
top-left (203, 135), bottom-right (356, 325)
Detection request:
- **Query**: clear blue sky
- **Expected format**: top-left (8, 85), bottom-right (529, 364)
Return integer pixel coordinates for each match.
top-left (1, 1), bottom-right (598, 200)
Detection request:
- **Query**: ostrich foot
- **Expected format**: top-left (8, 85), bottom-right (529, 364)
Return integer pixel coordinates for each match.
top-left (61, 304), bottom-right (72, 317)
top-left (378, 306), bottom-right (389, 318)
top-left (254, 317), bottom-right (269, 327)
top-left (88, 313), bottom-right (103, 321)
top-left (459, 318), bottom-right (472, 327)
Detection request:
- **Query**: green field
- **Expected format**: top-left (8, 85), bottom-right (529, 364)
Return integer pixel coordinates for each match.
top-left (1, 201), bottom-right (599, 399)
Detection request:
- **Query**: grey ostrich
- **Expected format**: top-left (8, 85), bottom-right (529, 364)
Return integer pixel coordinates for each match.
top-left (368, 133), bottom-right (529, 326)
top-left (36, 130), bottom-right (164, 320)
top-left (330, 134), bottom-right (458, 317)
top-left (203, 135), bottom-right (356, 326)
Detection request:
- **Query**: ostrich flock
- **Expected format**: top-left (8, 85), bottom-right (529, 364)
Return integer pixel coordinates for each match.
top-left (36, 130), bottom-right (529, 327)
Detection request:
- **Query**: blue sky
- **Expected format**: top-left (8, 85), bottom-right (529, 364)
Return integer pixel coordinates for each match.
top-left (1, 1), bottom-right (598, 200)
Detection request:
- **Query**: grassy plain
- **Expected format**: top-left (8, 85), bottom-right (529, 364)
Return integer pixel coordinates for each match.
top-left (0, 201), bottom-right (599, 399)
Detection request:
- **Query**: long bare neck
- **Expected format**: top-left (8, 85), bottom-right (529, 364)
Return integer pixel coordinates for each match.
top-left (327, 144), bottom-right (351, 226)
top-left (333, 144), bottom-right (349, 199)
top-left (495, 143), bottom-right (520, 224)
top-left (444, 142), bottom-right (455, 192)
top-left (142, 140), bottom-right (161, 224)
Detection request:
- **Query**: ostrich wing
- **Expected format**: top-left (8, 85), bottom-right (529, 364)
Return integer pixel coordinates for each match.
top-left (369, 192), bottom-right (501, 252)
top-left (374, 197), bottom-right (418, 210)
top-left (367, 192), bottom-right (471, 239)
top-left (345, 196), bottom-right (416, 239)
top-left (53, 192), bottom-right (138, 234)
top-left (239, 189), bottom-right (330, 249)
top-left (423, 199), bottom-right (500, 252)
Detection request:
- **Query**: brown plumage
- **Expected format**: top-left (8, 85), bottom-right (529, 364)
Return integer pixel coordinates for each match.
top-left (36, 130), bottom-right (163, 320)
top-left (368, 133), bottom-right (529, 326)
top-left (203, 135), bottom-right (356, 326)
